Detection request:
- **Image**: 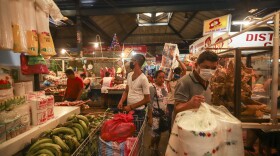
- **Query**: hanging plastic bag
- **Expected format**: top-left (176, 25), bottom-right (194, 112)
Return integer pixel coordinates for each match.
top-left (35, 5), bottom-right (56, 57)
top-left (10, 0), bottom-right (27, 52)
top-left (0, 0), bottom-right (13, 50)
top-left (35, 0), bottom-right (65, 23)
top-left (101, 112), bottom-right (136, 143)
top-left (23, 0), bottom-right (39, 56)
top-left (20, 53), bottom-right (49, 75)
top-left (167, 103), bottom-right (244, 156)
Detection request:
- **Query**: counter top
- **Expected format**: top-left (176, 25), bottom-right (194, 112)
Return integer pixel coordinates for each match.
top-left (0, 106), bottom-right (80, 156)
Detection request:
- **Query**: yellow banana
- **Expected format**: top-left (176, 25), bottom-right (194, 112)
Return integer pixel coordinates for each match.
top-left (78, 119), bottom-right (89, 135)
top-left (52, 136), bottom-right (70, 152)
top-left (73, 123), bottom-right (85, 138)
top-left (52, 127), bottom-right (75, 135)
top-left (72, 127), bottom-right (82, 141)
top-left (28, 138), bottom-right (53, 153)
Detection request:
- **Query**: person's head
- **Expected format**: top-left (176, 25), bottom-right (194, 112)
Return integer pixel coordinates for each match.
top-left (105, 71), bottom-right (110, 77)
top-left (154, 70), bottom-right (165, 86)
top-left (173, 67), bottom-right (182, 80)
top-left (65, 69), bottom-right (75, 79)
top-left (195, 51), bottom-right (219, 81)
top-left (130, 54), bottom-right (146, 71)
top-left (80, 73), bottom-right (86, 79)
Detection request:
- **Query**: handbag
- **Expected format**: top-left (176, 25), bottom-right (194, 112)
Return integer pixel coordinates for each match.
top-left (152, 85), bottom-right (169, 132)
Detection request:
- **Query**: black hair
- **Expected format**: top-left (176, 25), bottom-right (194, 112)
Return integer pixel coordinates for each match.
top-left (134, 54), bottom-right (146, 67)
top-left (65, 69), bottom-right (74, 75)
top-left (197, 51), bottom-right (219, 65)
top-left (105, 71), bottom-right (110, 77)
top-left (174, 67), bottom-right (182, 75)
top-left (154, 70), bottom-right (165, 79)
top-left (80, 73), bottom-right (86, 78)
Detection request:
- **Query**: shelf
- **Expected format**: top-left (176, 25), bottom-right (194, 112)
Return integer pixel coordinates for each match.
top-left (0, 106), bottom-right (80, 156)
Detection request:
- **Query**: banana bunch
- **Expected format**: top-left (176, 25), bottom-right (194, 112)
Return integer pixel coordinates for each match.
top-left (25, 114), bottom-right (90, 156)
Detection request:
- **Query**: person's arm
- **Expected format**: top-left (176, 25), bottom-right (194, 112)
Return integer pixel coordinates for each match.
top-left (118, 85), bottom-right (129, 109)
top-left (174, 95), bottom-right (205, 114)
top-left (176, 55), bottom-right (187, 75)
top-left (166, 81), bottom-right (171, 93)
top-left (124, 94), bottom-right (150, 111)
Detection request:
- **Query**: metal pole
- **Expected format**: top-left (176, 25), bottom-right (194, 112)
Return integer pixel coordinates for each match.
top-left (76, 0), bottom-right (83, 56)
top-left (234, 49), bottom-right (242, 119)
top-left (271, 12), bottom-right (279, 124)
top-left (62, 60), bottom-right (65, 72)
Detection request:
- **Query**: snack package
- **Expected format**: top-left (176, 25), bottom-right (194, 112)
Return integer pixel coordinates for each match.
top-left (0, 0), bottom-right (13, 50)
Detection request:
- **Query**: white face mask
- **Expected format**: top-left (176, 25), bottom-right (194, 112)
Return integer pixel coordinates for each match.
top-left (199, 69), bottom-right (216, 81)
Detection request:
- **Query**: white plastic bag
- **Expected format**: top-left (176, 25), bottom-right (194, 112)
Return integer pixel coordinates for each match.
top-left (35, 0), bottom-right (64, 22)
top-left (23, 0), bottom-right (39, 56)
top-left (167, 103), bottom-right (244, 156)
top-left (35, 5), bottom-right (56, 56)
top-left (0, 0), bottom-right (13, 50)
top-left (10, 0), bottom-right (28, 52)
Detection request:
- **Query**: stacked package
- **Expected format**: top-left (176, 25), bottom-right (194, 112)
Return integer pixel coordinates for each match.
top-left (0, 74), bottom-right (14, 101)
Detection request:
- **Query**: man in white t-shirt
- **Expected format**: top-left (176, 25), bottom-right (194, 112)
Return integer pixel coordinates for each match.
top-left (118, 54), bottom-right (150, 121)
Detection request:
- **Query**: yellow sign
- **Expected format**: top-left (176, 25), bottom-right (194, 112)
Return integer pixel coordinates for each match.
top-left (203, 14), bottom-right (231, 35)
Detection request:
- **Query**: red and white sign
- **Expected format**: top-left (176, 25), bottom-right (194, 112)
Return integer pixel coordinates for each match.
top-left (83, 45), bottom-right (147, 54)
top-left (228, 31), bottom-right (276, 47)
top-left (189, 34), bottom-right (213, 55)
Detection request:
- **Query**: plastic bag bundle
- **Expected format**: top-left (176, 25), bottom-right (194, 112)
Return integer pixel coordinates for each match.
top-left (35, 0), bottom-right (64, 22)
top-left (166, 103), bottom-right (244, 156)
top-left (23, 0), bottom-right (38, 56)
top-left (10, 0), bottom-right (27, 52)
top-left (35, 5), bottom-right (56, 56)
top-left (0, 0), bottom-right (13, 50)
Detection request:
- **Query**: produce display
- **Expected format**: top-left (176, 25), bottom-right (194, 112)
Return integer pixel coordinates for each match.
top-left (108, 84), bottom-right (126, 90)
top-left (25, 112), bottom-right (112, 156)
top-left (210, 60), bottom-right (269, 117)
top-left (44, 87), bottom-right (65, 96)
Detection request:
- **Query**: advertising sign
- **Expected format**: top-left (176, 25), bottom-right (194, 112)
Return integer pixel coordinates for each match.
top-left (189, 34), bottom-right (213, 56)
top-left (203, 14), bottom-right (232, 35)
top-left (160, 43), bottom-right (179, 79)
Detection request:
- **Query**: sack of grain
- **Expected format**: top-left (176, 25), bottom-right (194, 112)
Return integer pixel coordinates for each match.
top-left (30, 97), bottom-right (47, 125)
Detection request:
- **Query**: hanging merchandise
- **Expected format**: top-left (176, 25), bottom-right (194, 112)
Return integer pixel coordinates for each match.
top-left (35, 5), bottom-right (56, 57)
top-left (35, 0), bottom-right (65, 22)
top-left (10, 0), bottom-right (28, 53)
top-left (23, 0), bottom-right (38, 56)
top-left (0, 0), bottom-right (13, 50)
top-left (20, 53), bottom-right (49, 75)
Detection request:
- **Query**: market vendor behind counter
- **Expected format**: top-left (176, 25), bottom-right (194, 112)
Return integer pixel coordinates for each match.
top-left (63, 69), bottom-right (84, 101)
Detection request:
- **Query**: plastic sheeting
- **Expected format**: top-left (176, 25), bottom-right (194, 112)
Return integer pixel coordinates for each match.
top-left (35, 5), bottom-right (56, 56)
top-left (0, 0), bottom-right (13, 50)
top-left (10, 0), bottom-right (27, 53)
top-left (23, 0), bottom-right (39, 56)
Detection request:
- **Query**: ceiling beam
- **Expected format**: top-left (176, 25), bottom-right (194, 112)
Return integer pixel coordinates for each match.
top-left (60, 1), bottom-right (280, 16)
top-left (168, 24), bottom-right (188, 45)
top-left (81, 17), bottom-right (112, 43)
top-left (130, 33), bottom-right (176, 37)
top-left (121, 25), bottom-right (138, 43)
top-left (115, 16), bottom-right (127, 33)
top-left (179, 12), bottom-right (198, 33)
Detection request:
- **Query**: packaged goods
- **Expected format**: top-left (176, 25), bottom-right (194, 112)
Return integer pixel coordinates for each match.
top-left (0, 74), bottom-right (14, 100)
top-left (0, 124), bottom-right (6, 143)
top-left (35, 6), bottom-right (56, 56)
top-left (0, 0), bottom-right (13, 50)
top-left (10, 0), bottom-right (27, 52)
top-left (14, 82), bottom-right (25, 96)
top-left (0, 110), bottom-right (21, 140)
top-left (30, 97), bottom-right (47, 125)
top-left (45, 95), bottom-right (54, 120)
top-left (24, 81), bottom-right (33, 94)
top-left (14, 102), bottom-right (31, 130)
top-left (98, 137), bottom-right (126, 156)
top-left (23, 0), bottom-right (38, 56)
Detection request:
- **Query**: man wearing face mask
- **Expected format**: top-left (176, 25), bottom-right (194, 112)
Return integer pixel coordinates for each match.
top-left (174, 51), bottom-right (218, 114)
top-left (118, 54), bottom-right (151, 125)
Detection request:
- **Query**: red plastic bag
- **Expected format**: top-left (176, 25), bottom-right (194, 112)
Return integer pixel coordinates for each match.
top-left (20, 53), bottom-right (49, 75)
top-left (101, 112), bottom-right (136, 143)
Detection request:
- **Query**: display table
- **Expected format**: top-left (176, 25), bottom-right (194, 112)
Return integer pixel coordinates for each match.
top-left (0, 106), bottom-right (80, 156)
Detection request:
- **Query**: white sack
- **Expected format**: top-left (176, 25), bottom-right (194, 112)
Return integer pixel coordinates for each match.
top-left (23, 0), bottom-right (39, 56)
top-left (30, 97), bottom-right (47, 125)
top-left (10, 0), bottom-right (27, 52)
top-left (0, 0), bottom-right (13, 50)
top-left (14, 82), bottom-right (25, 96)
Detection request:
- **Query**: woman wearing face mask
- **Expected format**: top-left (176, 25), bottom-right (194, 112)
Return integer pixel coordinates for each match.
top-left (148, 70), bottom-right (168, 155)
top-left (174, 51), bottom-right (219, 114)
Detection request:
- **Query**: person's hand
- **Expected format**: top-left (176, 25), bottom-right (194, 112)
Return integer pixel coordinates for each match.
top-left (123, 105), bottom-right (131, 112)
top-left (176, 55), bottom-right (179, 61)
top-left (117, 102), bottom-right (123, 110)
top-left (189, 95), bottom-right (205, 109)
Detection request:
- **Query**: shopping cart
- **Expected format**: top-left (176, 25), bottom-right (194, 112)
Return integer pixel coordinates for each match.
top-left (129, 110), bottom-right (148, 156)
